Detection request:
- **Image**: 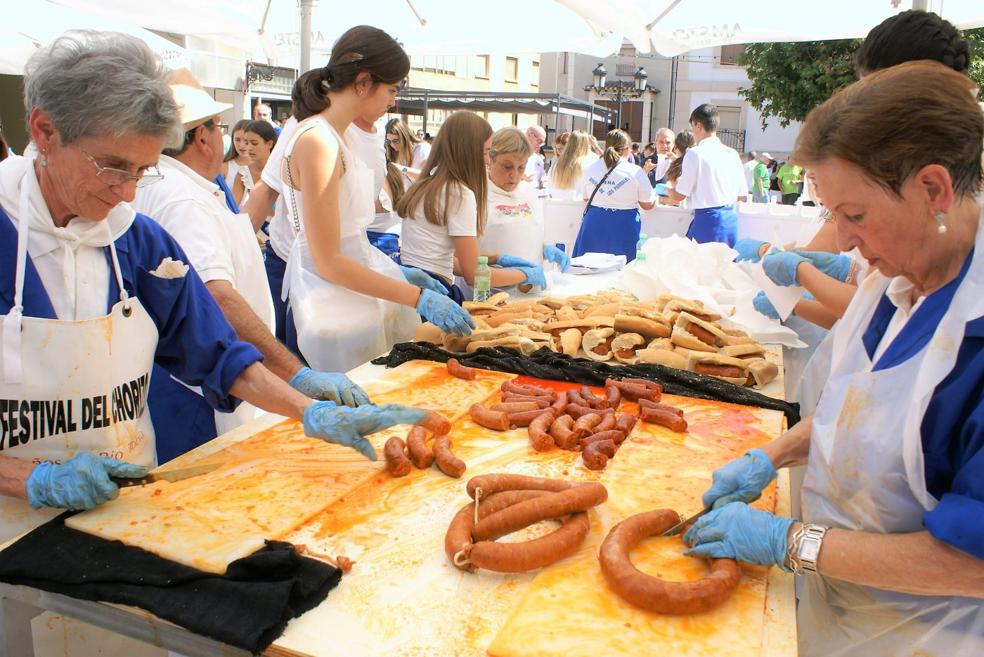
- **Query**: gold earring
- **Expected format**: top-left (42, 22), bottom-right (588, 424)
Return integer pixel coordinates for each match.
top-left (935, 210), bottom-right (947, 234)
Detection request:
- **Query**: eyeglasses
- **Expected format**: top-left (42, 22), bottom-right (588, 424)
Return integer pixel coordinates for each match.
top-left (80, 147), bottom-right (164, 188)
top-left (385, 138), bottom-right (401, 145)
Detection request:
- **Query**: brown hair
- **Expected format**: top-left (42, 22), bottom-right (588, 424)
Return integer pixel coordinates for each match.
top-left (667, 129), bottom-right (695, 183)
top-left (291, 25), bottom-right (409, 121)
top-left (385, 117), bottom-right (420, 167)
top-left (554, 131), bottom-right (571, 148)
top-left (602, 129), bottom-right (631, 169)
top-left (395, 111), bottom-right (492, 234)
top-left (223, 118), bottom-right (251, 163)
top-left (792, 60), bottom-right (983, 199)
top-left (384, 161), bottom-right (407, 207)
top-left (552, 130), bottom-right (592, 189)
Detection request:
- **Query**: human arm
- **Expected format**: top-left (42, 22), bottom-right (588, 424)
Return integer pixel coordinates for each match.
top-left (454, 236), bottom-right (525, 287)
top-left (796, 263), bottom-right (858, 318)
top-left (241, 180), bottom-right (278, 233)
top-left (0, 453), bottom-right (148, 510)
top-left (0, 456), bottom-right (36, 501)
top-left (232, 174), bottom-right (246, 208)
top-left (635, 167), bottom-right (657, 210)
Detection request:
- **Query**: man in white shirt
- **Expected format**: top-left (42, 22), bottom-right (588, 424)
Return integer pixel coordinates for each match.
top-left (135, 71), bottom-right (366, 443)
top-left (666, 104), bottom-right (747, 246)
top-left (649, 127), bottom-right (675, 186)
top-left (523, 125), bottom-right (546, 188)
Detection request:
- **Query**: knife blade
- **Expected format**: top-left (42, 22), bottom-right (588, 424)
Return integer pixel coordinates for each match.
top-left (662, 506), bottom-right (713, 537)
top-left (111, 462), bottom-right (223, 488)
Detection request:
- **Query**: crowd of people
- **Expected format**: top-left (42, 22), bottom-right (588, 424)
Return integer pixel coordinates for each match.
top-left (0, 7), bottom-right (981, 657)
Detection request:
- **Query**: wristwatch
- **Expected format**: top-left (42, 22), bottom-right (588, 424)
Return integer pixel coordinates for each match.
top-left (794, 524), bottom-right (828, 574)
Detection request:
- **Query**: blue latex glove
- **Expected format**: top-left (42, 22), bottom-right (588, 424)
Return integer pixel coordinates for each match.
top-left (26, 452), bottom-right (149, 510)
top-left (702, 448), bottom-right (777, 509)
top-left (302, 401), bottom-right (428, 460)
top-left (495, 253), bottom-right (538, 269)
top-left (794, 250), bottom-right (853, 283)
top-left (399, 265), bottom-right (446, 294)
top-left (753, 291), bottom-right (780, 320)
top-left (684, 502), bottom-right (796, 569)
top-left (416, 289), bottom-right (475, 335)
top-left (733, 238), bottom-right (769, 262)
top-left (289, 366), bottom-right (370, 407)
top-left (542, 245), bottom-right (571, 272)
top-left (513, 264), bottom-right (547, 289)
top-left (761, 250), bottom-right (809, 286)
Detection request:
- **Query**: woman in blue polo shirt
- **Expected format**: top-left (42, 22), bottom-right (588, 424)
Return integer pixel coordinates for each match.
top-left (684, 61), bottom-right (984, 656)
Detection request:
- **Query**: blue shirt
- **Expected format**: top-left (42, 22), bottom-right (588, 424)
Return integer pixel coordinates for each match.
top-left (862, 251), bottom-right (984, 560)
top-left (0, 208), bottom-right (263, 462)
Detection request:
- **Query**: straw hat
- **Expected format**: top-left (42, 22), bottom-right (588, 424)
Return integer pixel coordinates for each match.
top-left (167, 68), bottom-right (232, 130)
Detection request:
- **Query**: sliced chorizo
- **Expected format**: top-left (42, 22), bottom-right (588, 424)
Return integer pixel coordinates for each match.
top-left (573, 413), bottom-right (604, 435)
top-left (581, 442), bottom-right (609, 470)
top-left (500, 395), bottom-right (551, 408)
top-left (508, 408), bottom-right (556, 428)
top-left (491, 401), bottom-right (543, 413)
top-left (469, 404), bottom-right (511, 431)
top-left (605, 384), bottom-right (622, 410)
top-left (549, 414), bottom-right (580, 450)
top-left (640, 406), bottom-right (688, 432)
top-left (420, 410), bottom-right (452, 436)
top-left (384, 436), bottom-right (412, 477)
top-left (581, 430), bottom-right (625, 450)
top-left (405, 426), bottom-right (433, 469)
top-left (446, 358), bottom-right (476, 380)
top-left (638, 399), bottom-right (685, 416)
top-left (528, 411), bottom-right (556, 452)
top-left (615, 413), bottom-right (637, 437)
top-left (433, 436), bottom-right (466, 478)
top-left (580, 387), bottom-right (609, 409)
top-left (594, 413), bottom-right (617, 434)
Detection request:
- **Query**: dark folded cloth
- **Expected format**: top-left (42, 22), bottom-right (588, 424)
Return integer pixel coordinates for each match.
top-left (0, 514), bottom-right (340, 653)
top-left (373, 342), bottom-right (801, 425)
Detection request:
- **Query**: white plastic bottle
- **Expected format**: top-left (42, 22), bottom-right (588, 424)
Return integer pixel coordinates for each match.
top-left (473, 255), bottom-right (492, 302)
top-left (635, 233), bottom-right (648, 263)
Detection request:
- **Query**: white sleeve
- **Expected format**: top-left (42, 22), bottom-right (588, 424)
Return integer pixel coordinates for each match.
top-left (447, 186), bottom-right (479, 237)
top-left (654, 154), bottom-right (673, 181)
top-left (411, 143), bottom-right (431, 170)
top-left (260, 118), bottom-right (297, 193)
top-left (634, 167), bottom-right (656, 203)
top-left (674, 150), bottom-right (699, 197)
top-left (151, 200), bottom-right (235, 284)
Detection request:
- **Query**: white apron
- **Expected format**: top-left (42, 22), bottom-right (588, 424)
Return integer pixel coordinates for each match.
top-left (0, 180), bottom-right (158, 544)
top-left (283, 117), bottom-right (419, 372)
top-left (480, 180), bottom-right (545, 265)
top-left (798, 212), bottom-right (984, 656)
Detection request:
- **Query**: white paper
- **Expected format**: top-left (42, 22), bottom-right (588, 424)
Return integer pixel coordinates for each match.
top-left (737, 261), bottom-right (806, 321)
top-left (568, 252), bottom-right (627, 275)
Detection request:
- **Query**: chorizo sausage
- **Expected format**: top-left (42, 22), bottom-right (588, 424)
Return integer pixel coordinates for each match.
top-left (566, 389), bottom-right (587, 406)
top-left (550, 393), bottom-right (569, 414)
top-left (471, 482), bottom-right (608, 542)
top-left (500, 380), bottom-right (555, 399)
top-left (405, 426), bottom-right (433, 469)
top-left (433, 436), bottom-right (466, 478)
top-left (528, 410), bottom-right (556, 452)
top-left (694, 363), bottom-right (745, 378)
top-left (605, 384), bottom-right (622, 410)
top-left (549, 414), bottom-right (580, 450)
top-left (508, 408), bottom-right (556, 429)
top-left (640, 406), bottom-right (688, 433)
top-left (637, 399), bottom-right (685, 416)
top-left (491, 401), bottom-right (542, 413)
top-left (384, 436), bottom-right (412, 477)
top-left (566, 403), bottom-right (614, 420)
top-left (445, 489), bottom-right (548, 571)
top-left (598, 509), bottom-right (740, 614)
top-left (686, 323), bottom-right (722, 348)
top-left (420, 410), bottom-right (452, 436)
top-left (620, 377), bottom-right (662, 391)
top-left (464, 511), bottom-right (590, 573)
top-left (500, 395), bottom-right (551, 408)
top-left (581, 430), bottom-right (625, 450)
top-left (446, 358), bottom-right (477, 380)
top-left (615, 413), bottom-right (637, 437)
top-left (573, 413), bottom-right (604, 435)
top-left (466, 473), bottom-right (578, 500)
top-left (469, 404), bottom-right (510, 431)
top-left (594, 413), bottom-right (617, 434)
top-left (606, 378), bottom-right (662, 402)
top-left (580, 387), bottom-right (609, 409)
top-left (581, 442), bottom-right (609, 470)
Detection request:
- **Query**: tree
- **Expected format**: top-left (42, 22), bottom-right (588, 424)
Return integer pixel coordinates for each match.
top-left (737, 29), bottom-right (984, 129)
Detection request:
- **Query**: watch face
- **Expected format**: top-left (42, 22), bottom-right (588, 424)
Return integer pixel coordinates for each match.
top-left (801, 539), bottom-right (821, 561)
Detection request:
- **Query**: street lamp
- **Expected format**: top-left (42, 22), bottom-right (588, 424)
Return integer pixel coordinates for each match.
top-left (586, 63), bottom-right (648, 133)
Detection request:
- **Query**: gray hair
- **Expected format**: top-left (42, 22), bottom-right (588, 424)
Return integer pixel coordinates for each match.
top-left (23, 30), bottom-right (182, 146)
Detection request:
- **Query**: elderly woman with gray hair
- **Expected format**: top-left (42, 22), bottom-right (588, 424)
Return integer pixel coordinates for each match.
top-left (0, 30), bottom-right (428, 542)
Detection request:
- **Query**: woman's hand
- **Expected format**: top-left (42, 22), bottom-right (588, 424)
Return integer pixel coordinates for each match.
top-left (684, 502), bottom-right (796, 568)
top-left (416, 289), bottom-right (475, 335)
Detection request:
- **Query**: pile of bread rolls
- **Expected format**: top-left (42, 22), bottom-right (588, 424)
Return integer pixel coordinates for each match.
top-left (413, 290), bottom-right (779, 390)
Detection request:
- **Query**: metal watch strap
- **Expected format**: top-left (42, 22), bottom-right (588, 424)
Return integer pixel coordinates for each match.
top-left (798, 524), bottom-right (828, 574)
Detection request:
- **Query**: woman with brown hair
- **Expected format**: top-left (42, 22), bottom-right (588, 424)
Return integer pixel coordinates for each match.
top-left (222, 118), bottom-right (251, 191)
top-left (572, 128), bottom-right (655, 261)
top-left (385, 117), bottom-right (429, 169)
top-left (546, 130), bottom-right (596, 200)
top-left (688, 61), bottom-right (984, 656)
top-left (397, 112), bottom-right (545, 301)
top-left (232, 119), bottom-right (278, 207)
top-left (282, 25), bottom-right (473, 372)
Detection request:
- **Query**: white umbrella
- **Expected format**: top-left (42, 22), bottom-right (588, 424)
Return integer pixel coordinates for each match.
top-left (1, 1), bottom-right (190, 75)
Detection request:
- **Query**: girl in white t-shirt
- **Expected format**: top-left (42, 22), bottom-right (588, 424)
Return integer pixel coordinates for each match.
top-left (221, 119), bottom-right (251, 194)
top-left (546, 130), bottom-right (596, 200)
top-left (397, 112), bottom-right (545, 301)
top-left (573, 129), bottom-right (656, 261)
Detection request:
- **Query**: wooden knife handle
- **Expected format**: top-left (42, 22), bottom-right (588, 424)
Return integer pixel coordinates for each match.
top-left (110, 475), bottom-right (155, 488)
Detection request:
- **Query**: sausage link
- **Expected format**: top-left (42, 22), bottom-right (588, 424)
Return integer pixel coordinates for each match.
top-left (491, 401), bottom-right (543, 413)
top-left (594, 413), bottom-right (617, 433)
top-left (384, 436), bottom-right (412, 477)
top-left (446, 358), bottom-right (477, 380)
top-left (605, 384), bottom-right (622, 410)
top-left (566, 403), bottom-right (614, 420)
top-left (445, 490), bottom-right (548, 571)
top-left (599, 509), bottom-right (740, 614)
top-left (465, 511), bottom-right (590, 573)
top-left (420, 410), bottom-right (452, 436)
top-left (508, 408), bottom-right (557, 429)
top-left (549, 414), bottom-right (581, 450)
top-left (615, 413), bottom-right (637, 437)
top-left (606, 378), bottom-right (662, 402)
top-left (550, 393), bottom-right (569, 414)
top-left (466, 473), bottom-right (579, 500)
top-left (405, 426), bottom-right (433, 469)
top-left (686, 324), bottom-right (722, 347)
top-left (581, 442), bottom-right (609, 470)
top-left (580, 386), bottom-right (609, 409)
top-left (566, 389), bottom-right (587, 406)
top-left (581, 430), bottom-right (625, 450)
top-left (471, 483), bottom-right (608, 542)
top-left (469, 404), bottom-right (511, 431)
top-left (620, 377), bottom-right (663, 392)
top-left (500, 395), bottom-right (552, 408)
top-left (638, 398), bottom-right (685, 416)
top-left (695, 363), bottom-right (744, 378)
top-left (640, 407), bottom-right (688, 433)
top-left (573, 413), bottom-right (604, 434)
top-left (528, 411), bottom-right (556, 452)
top-left (500, 380), bottom-right (556, 399)
top-left (433, 436), bottom-right (466, 478)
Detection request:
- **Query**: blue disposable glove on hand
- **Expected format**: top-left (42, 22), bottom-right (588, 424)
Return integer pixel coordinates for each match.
top-left (762, 250), bottom-right (809, 286)
top-left (302, 401), bottom-right (428, 461)
top-left (684, 502), bottom-right (796, 568)
top-left (733, 238), bottom-right (770, 262)
top-left (753, 291), bottom-right (780, 320)
top-left (26, 452), bottom-right (149, 510)
top-left (289, 366), bottom-right (370, 407)
top-left (702, 448), bottom-right (777, 509)
top-left (496, 254), bottom-right (538, 269)
top-left (416, 289), bottom-right (475, 336)
top-left (794, 250), bottom-right (853, 283)
top-left (399, 265), bottom-right (446, 294)
top-left (542, 245), bottom-right (571, 272)
top-left (513, 264), bottom-right (547, 289)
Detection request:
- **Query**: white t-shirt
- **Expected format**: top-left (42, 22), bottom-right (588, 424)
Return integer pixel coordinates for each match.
top-left (399, 183), bottom-right (478, 283)
top-left (411, 142), bottom-right (431, 170)
top-left (580, 158), bottom-right (655, 210)
top-left (132, 155), bottom-right (273, 327)
top-left (481, 179), bottom-right (544, 264)
top-left (264, 116), bottom-right (298, 262)
top-left (546, 154), bottom-right (598, 200)
top-left (674, 136), bottom-right (747, 209)
top-left (743, 159), bottom-right (757, 193)
top-left (525, 153), bottom-right (546, 188)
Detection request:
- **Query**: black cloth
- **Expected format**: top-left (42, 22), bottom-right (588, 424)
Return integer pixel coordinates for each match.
top-left (373, 342), bottom-right (800, 426)
top-left (0, 514), bottom-right (341, 653)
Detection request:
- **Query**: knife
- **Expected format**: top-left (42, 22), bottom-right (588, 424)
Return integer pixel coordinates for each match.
top-left (111, 462), bottom-right (223, 488)
top-left (662, 493), bottom-right (762, 537)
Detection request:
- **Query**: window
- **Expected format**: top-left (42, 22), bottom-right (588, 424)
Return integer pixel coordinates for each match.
top-left (475, 55), bottom-right (490, 79)
top-left (505, 56), bottom-right (519, 83)
top-left (412, 55), bottom-right (456, 76)
top-left (531, 61), bottom-right (540, 88)
top-left (720, 44), bottom-right (745, 66)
